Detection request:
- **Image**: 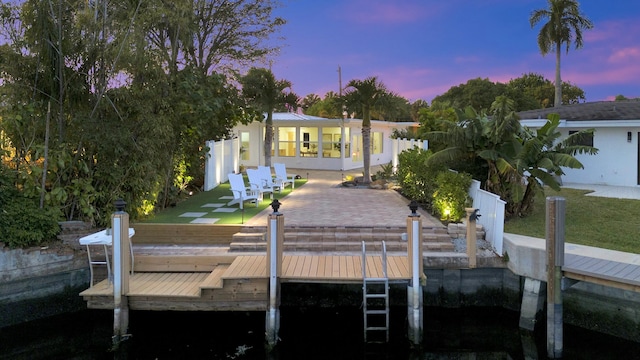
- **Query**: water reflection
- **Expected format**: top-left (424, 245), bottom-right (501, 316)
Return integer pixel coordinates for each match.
top-left (1, 307), bottom-right (639, 359)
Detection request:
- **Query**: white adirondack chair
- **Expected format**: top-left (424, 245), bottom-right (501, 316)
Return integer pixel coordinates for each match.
top-left (274, 163), bottom-right (295, 190)
top-left (258, 165), bottom-right (282, 193)
top-left (247, 168), bottom-right (274, 201)
top-left (227, 173), bottom-right (259, 209)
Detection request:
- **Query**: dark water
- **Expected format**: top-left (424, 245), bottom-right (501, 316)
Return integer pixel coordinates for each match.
top-left (2, 307), bottom-right (640, 359)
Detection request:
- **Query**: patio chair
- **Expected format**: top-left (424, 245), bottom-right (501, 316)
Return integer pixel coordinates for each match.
top-left (227, 173), bottom-right (259, 209)
top-left (258, 165), bottom-right (282, 193)
top-left (274, 163), bottom-right (295, 190)
top-left (247, 168), bottom-right (274, 201)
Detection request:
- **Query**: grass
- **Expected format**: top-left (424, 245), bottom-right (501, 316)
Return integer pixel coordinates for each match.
top-left (504, 187), bottom-right (640, 253)
top-left (142, 177), bottom-right (307, 225)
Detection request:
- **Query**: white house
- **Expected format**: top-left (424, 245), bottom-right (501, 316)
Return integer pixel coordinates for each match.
top-left (518, 101), bottom-right (640, 187)
top-left (233, 112), bottom-right (417, 171)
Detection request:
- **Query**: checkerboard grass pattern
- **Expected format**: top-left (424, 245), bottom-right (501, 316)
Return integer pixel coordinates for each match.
top-left (144, 177), bottom-right (307, 224)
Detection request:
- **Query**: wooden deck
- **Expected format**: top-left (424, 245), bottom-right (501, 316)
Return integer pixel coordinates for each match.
top-left (564, 253), bottom-right (640, 292)
top-left (80, 254), bottom-right (411, 310)
top-left (223, 255), bottom-right (411, 282)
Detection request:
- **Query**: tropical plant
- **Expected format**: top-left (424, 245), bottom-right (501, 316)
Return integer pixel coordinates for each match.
top-left (499, 113), bottom-right (597, 216)
top-left (530, 0), bottom-right (593, 107)
top-left (423, 96), bottom-right (597, 218)
top-left (343, 76), bottom-right (394, 183)
top-left (240, 67), bottom-right (299, 167)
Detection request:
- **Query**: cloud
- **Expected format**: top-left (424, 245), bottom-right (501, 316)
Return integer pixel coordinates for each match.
top-left (608, 47), bottom-right (640, 63)
top-left (337, 0), bottom-right (434, 25)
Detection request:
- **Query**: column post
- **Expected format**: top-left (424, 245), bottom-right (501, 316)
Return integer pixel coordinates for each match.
top-left (546, 196), bottom-right (565, 358)
top-left (265, 199), bottom-right (284, 350)
top-left (112, 198), bottom-right (131, 348)
top-left (465, 208), bottom-right (480, 268)
top-left (406, 200), bottom-right (424, 348)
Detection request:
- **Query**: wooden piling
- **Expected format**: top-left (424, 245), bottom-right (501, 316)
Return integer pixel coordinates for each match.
top-left (112, 206), bottom-right (131, 348)
top-left (465, 208), bottom-right (478, 268)
top-left (546, 196), bottom-right (565, 359)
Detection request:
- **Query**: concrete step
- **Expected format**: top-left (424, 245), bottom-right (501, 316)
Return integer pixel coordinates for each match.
top-left (228, 225), bottom-right (455, 253)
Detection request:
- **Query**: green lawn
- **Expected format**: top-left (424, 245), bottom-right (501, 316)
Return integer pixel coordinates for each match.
top-left (143, 177), bottom-right (307, 225)
top-left (504, 187), bottom-right (640, 253)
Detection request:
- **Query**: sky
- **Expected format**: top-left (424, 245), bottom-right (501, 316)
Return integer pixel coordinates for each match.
top-left (269, 0), bottom-right (640, 104)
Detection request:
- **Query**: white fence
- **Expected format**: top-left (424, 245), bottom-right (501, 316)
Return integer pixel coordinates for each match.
top-left (203, 138), bottom-right (240, 191)
top-left (391, 138), bottom-right (428, 171)
top-left (468, 180), bottom-right (506, 255)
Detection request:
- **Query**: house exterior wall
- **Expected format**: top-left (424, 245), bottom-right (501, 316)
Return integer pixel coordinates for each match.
top-left (520, 119), bottom-right (640, 187)
top-left (561, 127), bottom-right (640, 186)
top-left (233, 117), bottom-right (413, 171)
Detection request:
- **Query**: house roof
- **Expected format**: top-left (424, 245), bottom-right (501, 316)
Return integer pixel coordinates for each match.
top-left (271, 112), bottom-right (328, 121)
top-left (270, 112), bottom-right (418, 128)
top-left (517, 100), bottom-right (640, 121)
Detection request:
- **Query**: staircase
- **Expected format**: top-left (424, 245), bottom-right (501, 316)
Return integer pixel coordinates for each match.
top-left (229, 225), bottom-right (454, 253)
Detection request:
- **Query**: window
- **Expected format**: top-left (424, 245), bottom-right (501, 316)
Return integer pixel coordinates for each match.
top-left (300, 127), bottom-right (318, 157)
top-left (344, 128), bottom-right (350, 158)
top-left (322, 127), bottom-right (341, 158)
top-left (240, 132), bottom-right (250, 161)
top-left (277, 127), bottom-right (296, 157)
top-left (568, 130), bottom-right (594, 147)
top-left (353, 134), bottom-right (363, 162)
top-left (371, 132), bottom-right (383, 154)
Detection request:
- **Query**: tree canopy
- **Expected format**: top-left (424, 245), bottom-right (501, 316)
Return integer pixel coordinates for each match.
top-left (0, 0), bottom-right (285, 227)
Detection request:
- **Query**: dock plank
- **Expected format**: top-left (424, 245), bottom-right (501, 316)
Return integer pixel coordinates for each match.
top-left (200, 265), bottom-right (230, 289)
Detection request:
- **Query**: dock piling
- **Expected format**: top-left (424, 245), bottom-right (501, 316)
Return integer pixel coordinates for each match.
top-left (265, 200), bottom-right (283, 350)
top-left (465, 208), bottom-right (480, 268)
top-left (546, 196), bottom-right (565, 359)
top-left (406, 201), bottom-right (424, 347)
top-left (112, 199), bottom-right (131, 348)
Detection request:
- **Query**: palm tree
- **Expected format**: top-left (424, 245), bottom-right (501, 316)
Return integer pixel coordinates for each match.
top-left (240, 67), bottom-right (298, 167)
top-left (530, 0), bottom-right (593, 107)
top-left (343, 76), bottom-right (392, 183)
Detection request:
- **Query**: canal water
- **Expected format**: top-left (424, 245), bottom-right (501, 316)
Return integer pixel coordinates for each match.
top-left (2, 306), bottom-right (640, 359)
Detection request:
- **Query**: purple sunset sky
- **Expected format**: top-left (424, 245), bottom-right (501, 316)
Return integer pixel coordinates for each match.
top-left (269, 0), bottom-right (640, 104)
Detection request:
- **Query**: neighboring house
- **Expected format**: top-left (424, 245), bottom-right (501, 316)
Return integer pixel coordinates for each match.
top-left (518, 101), bottom-right (640, 186)
top-left (233, 112), bottom-right (417, 171)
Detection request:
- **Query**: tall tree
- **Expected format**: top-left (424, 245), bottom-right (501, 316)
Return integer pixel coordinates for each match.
top-left (144, 0), bottom-right (285, 77)
top-left (530, 0), bottom-right (593, 108)
top-left (343, 76), bottom-right (393, 183)
top-left (305, 91), bottom-right (343, 118)
top-left (240, 67), bottom-right (298, 167)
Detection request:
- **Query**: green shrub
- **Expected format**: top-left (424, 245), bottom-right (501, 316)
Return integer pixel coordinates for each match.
top-left (432, 171), bottom-right (473, 222)
top-left (0, 165), bottom-right (61, 249)
top-left (374, 162), bottom-right (395, 182)
top-left (396, 148), bottom-right (445, 208)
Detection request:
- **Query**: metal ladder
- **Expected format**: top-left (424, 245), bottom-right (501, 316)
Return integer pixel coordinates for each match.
top-left (362, 241), bottom-right (390, 342)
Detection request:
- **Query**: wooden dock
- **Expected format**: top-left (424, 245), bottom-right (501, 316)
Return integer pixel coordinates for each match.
top-left (80, 254), bottom-right (411, 311)
top-left (563, 253), bottom-right (640, 292)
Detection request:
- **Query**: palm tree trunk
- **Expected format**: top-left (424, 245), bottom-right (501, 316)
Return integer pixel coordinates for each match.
top-left (554, 41), bottom-right (562, 107)
top-left (362, 125), bottom-right (371, 183)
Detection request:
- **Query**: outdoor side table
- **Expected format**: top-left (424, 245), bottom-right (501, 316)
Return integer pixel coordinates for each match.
top-left (79, 228), bottom-right (135, 286)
